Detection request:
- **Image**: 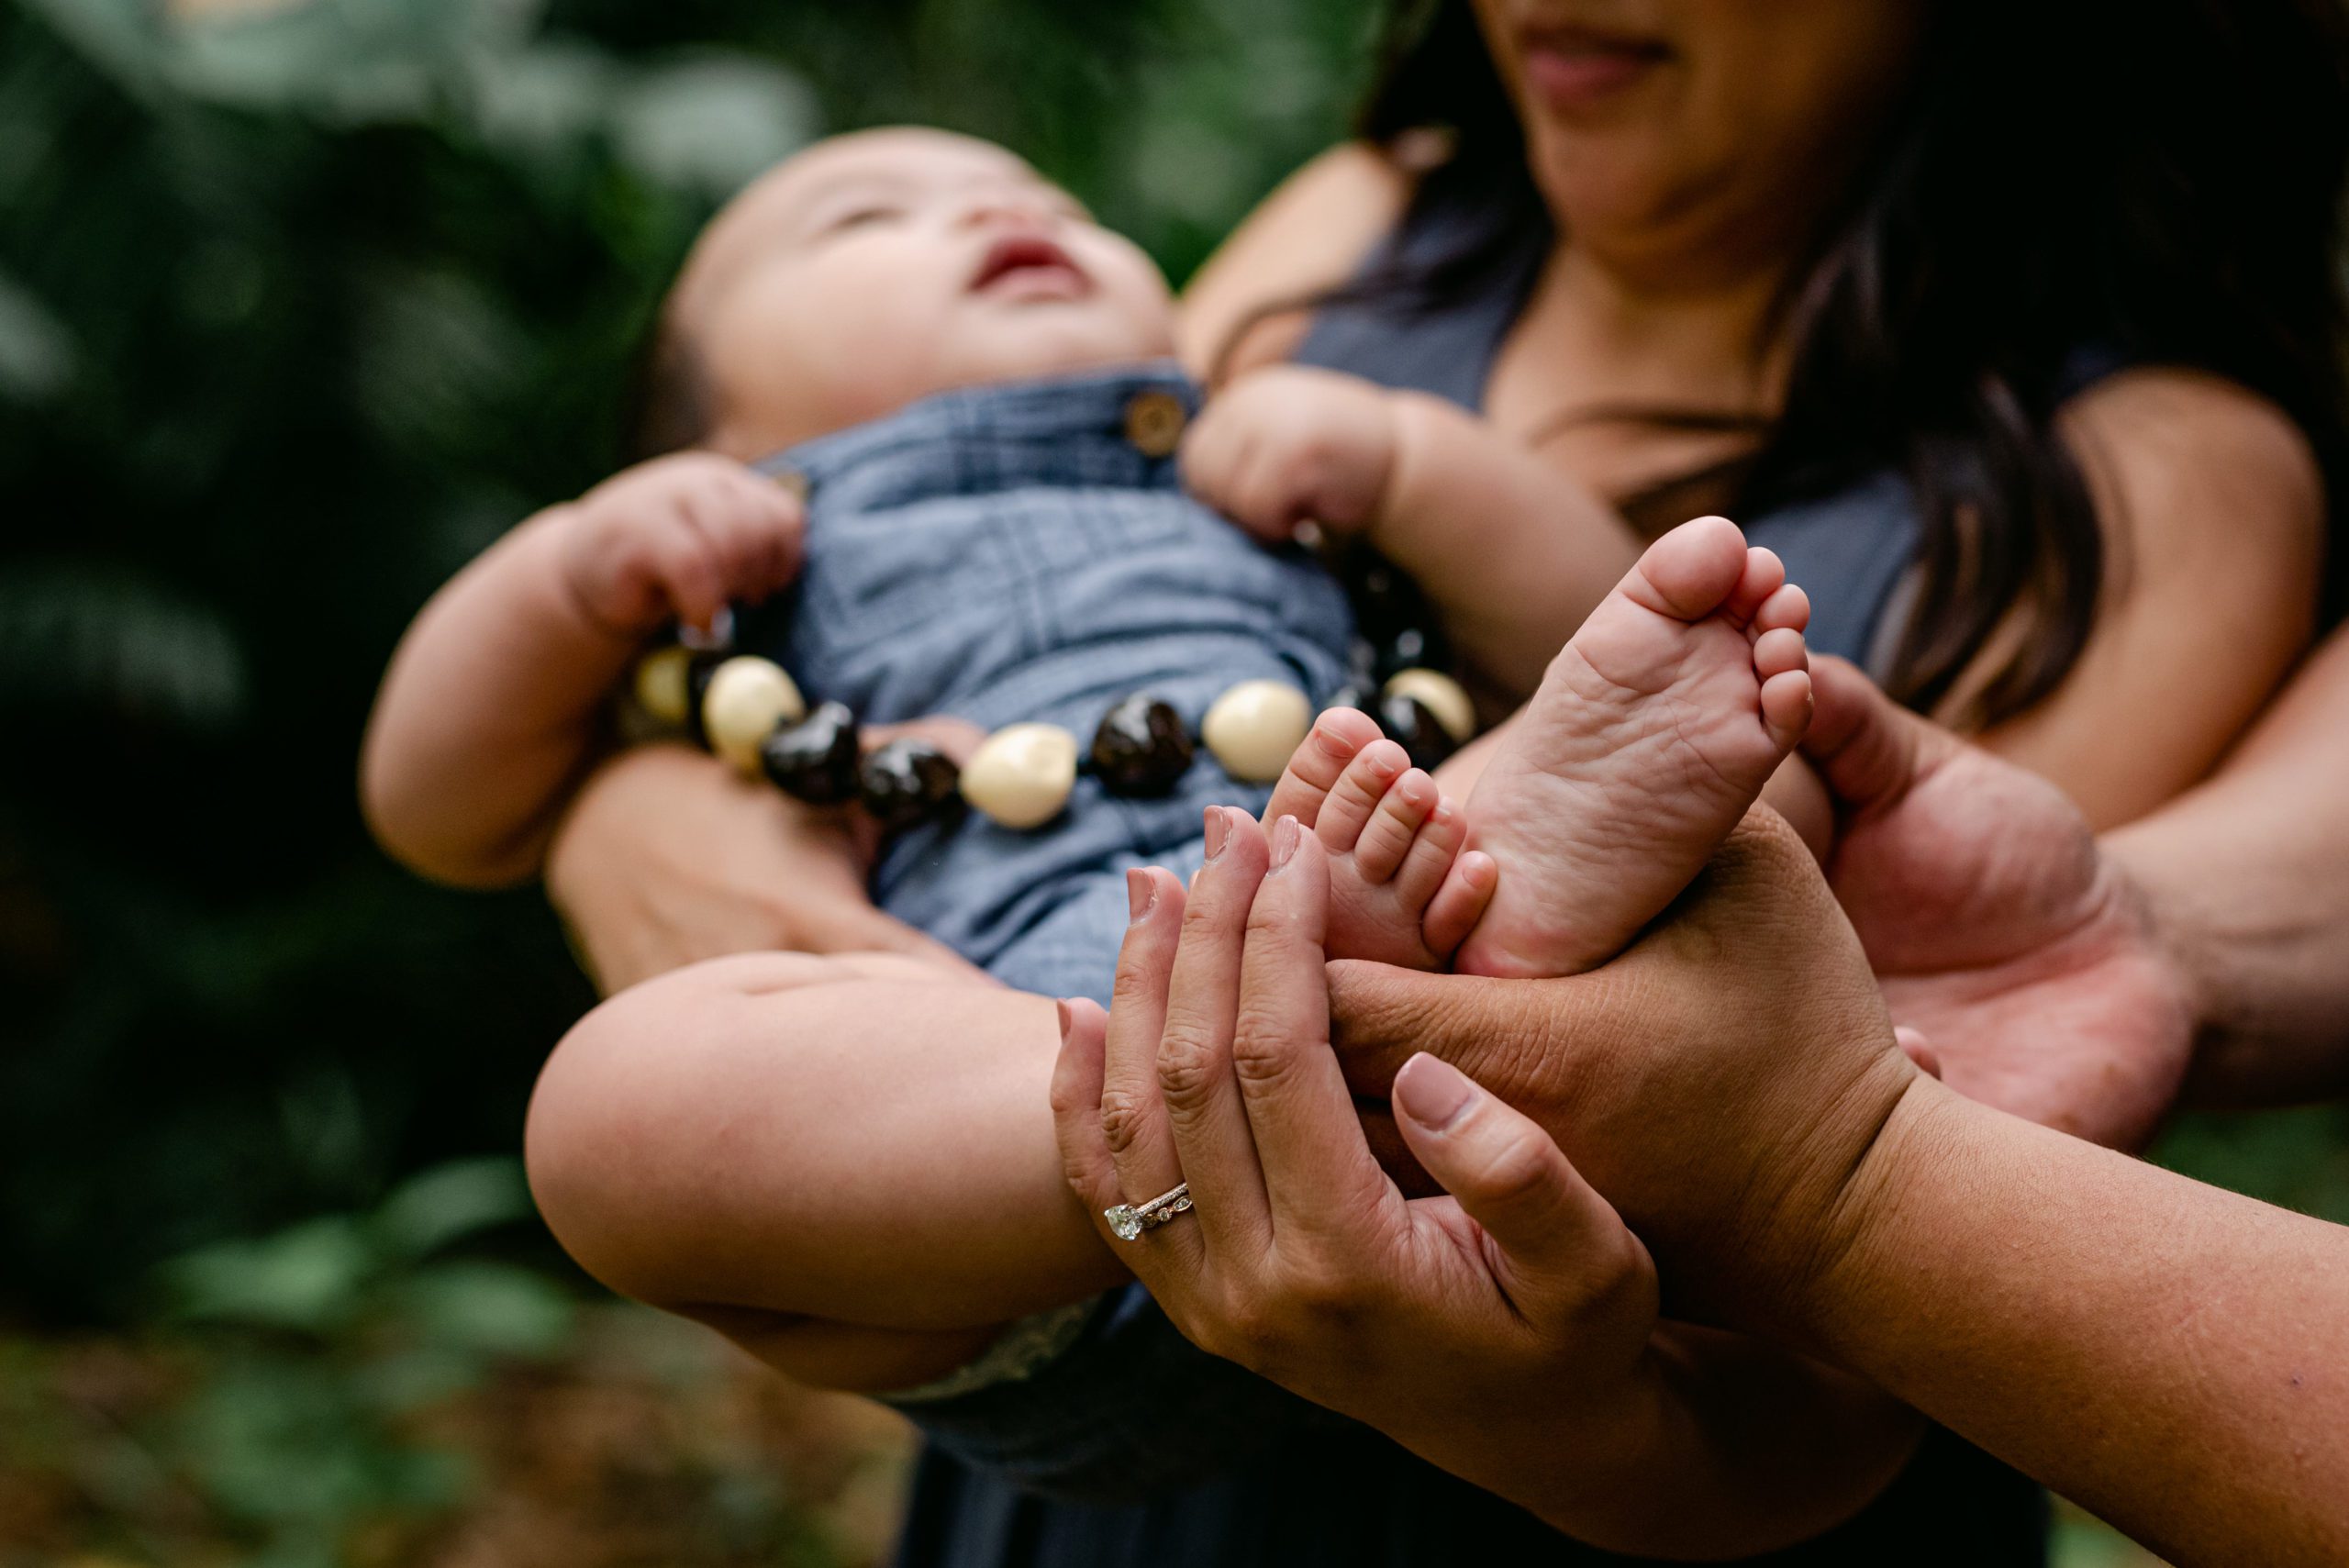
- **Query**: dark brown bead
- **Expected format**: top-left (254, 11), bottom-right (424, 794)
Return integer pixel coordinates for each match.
top-left (761, 701), bottom-right (861, 805)
top-left (1374, 625), bottom-right (1453, 684)
top-left (681, 650), bottom-right (729, 749)
top-left (1375, 692), bottom-right (1458, 773)
top-left (1090, 694), bottom-right (1194, 796)
top-left (858, 739), bottom-right (963, 833)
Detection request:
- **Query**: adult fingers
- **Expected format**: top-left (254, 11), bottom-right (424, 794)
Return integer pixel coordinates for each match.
top-left (1053, 996), bottom-right (1208, 1279)
top-left (1097, 867), bottom-right (1198, 1260)
top-left (1231, 820), bottom-right (1403, 1250)
top-left (1390, 1051), bottom-right (1652, 1327)
top-left (1154, 808), bottom-right (1275, 1258)
top-left (1325, 961), bottom-right (1549, 1098)
top-left (1050, 997), bottom-right (1120, 1221)
top-left (1800, 655), bottom-right (1946, 816)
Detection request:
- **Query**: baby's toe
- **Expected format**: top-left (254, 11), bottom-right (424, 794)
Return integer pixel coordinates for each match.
top-left (1751, 581), bottom-right (1810, 638)
top-left (1753, 626), bottom-right (1809, 683)
top-left (1626, 516), bottom-right (1751, 623)
top-left (1761, 669), bottom-right (1816, 748)
top-left (1352, 769), bottom-right (1437, 883)
top-left (1421, 851), bottom-right (1498, 961)
top-left (1391, 795), bottom-right (1467, 907)
top-left (1721, 546), bottom-right (1788, 628)
top-left (1261, 706), bottom-right (1385, 828)
top-left (1310, 739), bottom-right (1410, 852)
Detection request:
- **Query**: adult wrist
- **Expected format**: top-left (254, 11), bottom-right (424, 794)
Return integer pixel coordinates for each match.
top-left (1778, 1072), bottom-right (1969, 1370)
top-left (2099, 823), bottom-right (2232, 1087)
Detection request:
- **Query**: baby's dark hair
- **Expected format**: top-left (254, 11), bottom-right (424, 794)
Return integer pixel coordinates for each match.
top-left (622, 302), bottom-right (715, 461)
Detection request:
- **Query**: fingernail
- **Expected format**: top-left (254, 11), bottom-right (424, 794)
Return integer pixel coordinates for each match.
top-left (1203, 806), bottom-right (1230, 862)
top-left (1269, 815), bottom-right (1301, 869)
top-left (1055, 999), bottom-right (1073, 1043)
top-left (1126, 868), bottom-right (1155, 922)
top-left (1393, 1052), bottom-right (1476, 1132)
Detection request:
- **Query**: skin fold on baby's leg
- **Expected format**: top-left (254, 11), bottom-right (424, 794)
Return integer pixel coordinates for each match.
top-left (527, 950), bottom-right (1126, 1393)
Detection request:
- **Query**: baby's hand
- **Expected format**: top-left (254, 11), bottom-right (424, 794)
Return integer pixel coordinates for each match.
top-left (559, 453), bottom-right (806, 636)
top-left (1182, 366), bottom-right (1399, 544)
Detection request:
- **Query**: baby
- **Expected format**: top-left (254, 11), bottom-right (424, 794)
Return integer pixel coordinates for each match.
top-left (362, 129), bottom-right (1814, 1407)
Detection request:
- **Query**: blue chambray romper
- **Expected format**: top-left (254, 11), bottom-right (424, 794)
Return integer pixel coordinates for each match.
top-left (734, 362), bottom-right (1353, 1006)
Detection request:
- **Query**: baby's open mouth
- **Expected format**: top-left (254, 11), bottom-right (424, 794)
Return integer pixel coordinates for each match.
top-left (968, 233), bottom-right (1091, 298)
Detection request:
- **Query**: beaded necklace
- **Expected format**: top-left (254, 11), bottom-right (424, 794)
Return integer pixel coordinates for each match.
top-left (627, 551), bottom-right (1476, 835)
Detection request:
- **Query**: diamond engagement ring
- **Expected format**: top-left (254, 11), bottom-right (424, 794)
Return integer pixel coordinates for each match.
top-left (1105, 1182), bottom-right (1193, 1241)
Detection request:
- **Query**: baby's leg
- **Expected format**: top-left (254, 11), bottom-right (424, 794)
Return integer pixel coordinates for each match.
top-left (1455, 516), bottom-right (1814, 977)
top-left (526, 951), bottom-right (1124, 1393)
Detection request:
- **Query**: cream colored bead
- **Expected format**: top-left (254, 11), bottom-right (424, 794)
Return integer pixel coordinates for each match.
top-left (1202, 680), bottom-right (1311, 783)
top-left (701, 655), bottom-right (806, 774)
top-left (1381, 667), bottom-right (1475, 743)
top-left (632, 644), bottom-right (694, 727)
top-left (963, 722), bottom-right (1079, 829)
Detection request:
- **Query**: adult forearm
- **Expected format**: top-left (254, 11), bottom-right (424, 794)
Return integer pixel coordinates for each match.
top-left (2108, 628), bottom-right (2349, 1106)
top-left (362, 507), bottom-right (638, 886)
top-left (1802, 1076), bottom-right (2349, 1567)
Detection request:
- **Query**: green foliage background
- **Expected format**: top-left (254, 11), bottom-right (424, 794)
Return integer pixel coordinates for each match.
top-left (0, 0), bottom-right (2336, 1562)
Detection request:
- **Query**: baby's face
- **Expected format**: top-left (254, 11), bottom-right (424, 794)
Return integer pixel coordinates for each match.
top-left (675, 129), bottom-right (1177, 458)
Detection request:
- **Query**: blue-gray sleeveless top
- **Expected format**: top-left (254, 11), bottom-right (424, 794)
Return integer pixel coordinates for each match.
top-left (891, 195), bottom-right (2059, 1566)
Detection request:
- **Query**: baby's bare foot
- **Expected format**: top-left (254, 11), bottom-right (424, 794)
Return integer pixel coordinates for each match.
top-left (1455, 516), bottom-right (1811, 979)
top-left (1249, 710), bottom-right (1495, 969)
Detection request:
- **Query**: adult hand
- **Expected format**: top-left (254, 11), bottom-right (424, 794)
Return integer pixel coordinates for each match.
top-left (1053, 808), bottom-right (1917, 1552)
top-left (1326, 809), bottom-right (1920, 1333)
top-left (544, 740), bottom-right (977, 995)
top-left (1801, 657), bottom-right (2195, 1148)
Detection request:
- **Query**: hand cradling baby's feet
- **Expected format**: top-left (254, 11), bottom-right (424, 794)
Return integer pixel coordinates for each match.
top-left (1247, 709), bottom-right (1497, 971)
top-left (1453, 515), bottom-right (1813, 979)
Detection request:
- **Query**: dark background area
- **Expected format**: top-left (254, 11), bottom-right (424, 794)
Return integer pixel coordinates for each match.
top-left (0, 0), bottom-right (2322, 1562)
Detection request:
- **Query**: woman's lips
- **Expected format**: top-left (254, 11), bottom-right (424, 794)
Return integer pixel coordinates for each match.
top-left (968, 233), bottom-right (1091, 300)
top-left (1520, 28), bottom-right (1670, 111)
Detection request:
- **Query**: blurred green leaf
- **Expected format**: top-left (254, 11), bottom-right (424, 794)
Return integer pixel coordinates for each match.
top-left (0, 270), bottom-right (75, 402)
top-left (371, 1155), bottom-right (536, 1260)
top-left (0, 566), bottom-right (248, 727)
top-left (611, 50), bottom-right (818, 198)
top-left (165, 0), bottom-right (551, 125)
top-left (388, 1258), bottom-right (576, 1360)
top-left (161, 1217), bottom-right (375, 1332)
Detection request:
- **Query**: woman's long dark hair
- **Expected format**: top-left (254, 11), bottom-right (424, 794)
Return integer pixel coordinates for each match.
top-left (1341, 0), bottom-right (2349, 724)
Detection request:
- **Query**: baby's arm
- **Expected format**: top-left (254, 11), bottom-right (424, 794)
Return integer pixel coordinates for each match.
top-left (1186, 364), bottom-right (1642, 696)
top-left (526, 949), bottom-right (1127, 1393)
top-left (362, 454), bottom-right (804, 887)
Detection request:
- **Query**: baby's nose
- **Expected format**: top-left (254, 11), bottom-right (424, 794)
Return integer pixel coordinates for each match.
top-left (959, 189), bottom-right (1059, 230)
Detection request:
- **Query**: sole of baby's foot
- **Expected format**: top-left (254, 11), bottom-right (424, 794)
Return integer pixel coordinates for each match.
top-left (1250, 715), bottom-right (1496, 970)
top-left (1453, 515), bottom-right (1813, 979)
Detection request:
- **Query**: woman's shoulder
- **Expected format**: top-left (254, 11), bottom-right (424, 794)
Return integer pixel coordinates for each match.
top-left (1177, 142), bottom-right (1414, 380)
top-left (2058, 367), bottom-right (2323, 562)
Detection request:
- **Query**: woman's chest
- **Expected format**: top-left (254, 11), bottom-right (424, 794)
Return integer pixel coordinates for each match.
top-left (1480, 279), bottom-right (1772, 537)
